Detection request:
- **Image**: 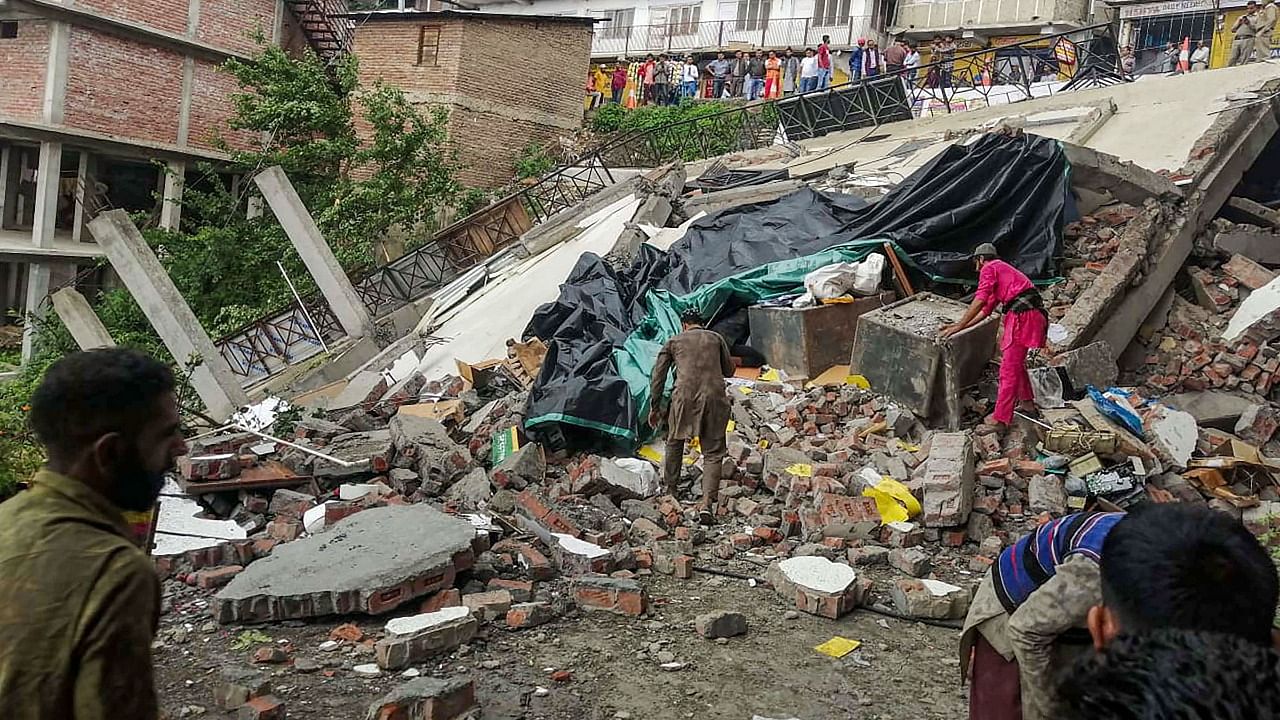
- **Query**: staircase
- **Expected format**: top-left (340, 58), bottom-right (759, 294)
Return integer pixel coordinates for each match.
top-left (287, 0), bottom-right (355, 66)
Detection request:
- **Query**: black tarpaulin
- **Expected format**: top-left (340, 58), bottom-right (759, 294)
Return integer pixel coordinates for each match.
top-left (523, 132), bottom-right (1071, 449)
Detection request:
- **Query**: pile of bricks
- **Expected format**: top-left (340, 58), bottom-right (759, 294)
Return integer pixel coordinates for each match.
top-left (1043, 205), bottom-right (1139, 320)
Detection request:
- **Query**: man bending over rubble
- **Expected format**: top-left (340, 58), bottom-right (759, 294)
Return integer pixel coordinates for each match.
top-left (940, 243), bottom-right (1046, 430)
top-left (648, 308), bottom-right (734, 514)
top-left (961, 504), bottom-right (1278, 720)
top-left (0, 349), bottom-right (189, 720)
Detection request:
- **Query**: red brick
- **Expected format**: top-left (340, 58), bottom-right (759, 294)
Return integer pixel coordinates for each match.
top-left (266, 518), bottom-right (302, 542)
top-left (236, 695), bottom-right (285, 720)
top-left (329, 623), bottom-right (364, 642)
top-left (487, 578), bottom-right (535, 602)
top-left (942, 530), bottom-right (967, 547)
top-left (194, 565), bottom-right (244, 589)
top-left (420, 588), bottom-right (462, 613)
top-left (978, 458), bottom-right (1012, 476)
top-left (673, 555), bottom-right (694, 580)
top-left (730, 533), bottom-right (755, 550)
top-left (505, 601), bottom-right (555, 629)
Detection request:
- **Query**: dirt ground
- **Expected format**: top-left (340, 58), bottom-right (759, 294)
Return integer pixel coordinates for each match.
top-left (156, 564), bottom-right (970, 720)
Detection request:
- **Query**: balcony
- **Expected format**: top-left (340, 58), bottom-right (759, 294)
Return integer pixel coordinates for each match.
top-left (591, 16), bottom-right (882, 58)
top-left (892, 0), bottom-right (1089, 35)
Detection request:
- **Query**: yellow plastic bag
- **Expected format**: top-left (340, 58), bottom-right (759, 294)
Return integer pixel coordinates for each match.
top-left (862, 478), bottom-right (922, 524)
top-left (784, 463), bottom-right (814, 477)
top-left (846, 374), bottom-right (871, 389)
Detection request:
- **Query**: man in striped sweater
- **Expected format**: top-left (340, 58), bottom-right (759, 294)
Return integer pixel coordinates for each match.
top-left (961, 505), bottom-right (1278, 720)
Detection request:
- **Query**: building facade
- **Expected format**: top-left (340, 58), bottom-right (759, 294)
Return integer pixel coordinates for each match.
top-left (465, 0), bottom-right (888, 58)
top-left (350, 10), bottom-right (595, 188)
top-left (1108, 0), bottom-right (1276, 73)
top-left (0, 0), bottom-right (328, 358)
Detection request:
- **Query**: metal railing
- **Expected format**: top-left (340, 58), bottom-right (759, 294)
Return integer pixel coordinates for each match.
top-left (592, 15), bottom-right (882, 57)
top-left (212, 23), bottom-right (1124, 385)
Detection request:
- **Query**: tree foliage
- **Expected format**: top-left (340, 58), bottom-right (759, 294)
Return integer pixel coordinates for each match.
top-left (0, 44), bottom-right (465, 490)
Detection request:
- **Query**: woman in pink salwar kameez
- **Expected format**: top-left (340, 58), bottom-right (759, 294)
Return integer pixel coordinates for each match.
top-left (940, 243), bottom-right (1048, 429)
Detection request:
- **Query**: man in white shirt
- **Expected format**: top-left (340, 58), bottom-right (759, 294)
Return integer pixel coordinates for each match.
top-left (1190, 40), bottom-right (1211, 70)
top-left (799, 48), bottom-right (820, 93)
top-left (681, 56), bottom-right (700, 99)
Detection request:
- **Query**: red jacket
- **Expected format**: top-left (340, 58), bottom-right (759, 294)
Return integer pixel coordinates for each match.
top-left (818, 43), bottom-right (831, 69)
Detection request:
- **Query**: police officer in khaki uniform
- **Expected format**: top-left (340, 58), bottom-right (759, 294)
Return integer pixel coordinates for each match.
top-left (647, 308), bottom-right (734, 512)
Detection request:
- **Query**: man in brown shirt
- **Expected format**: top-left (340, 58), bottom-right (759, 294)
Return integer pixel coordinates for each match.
top-left (647, 309), bottom-right (734, 512)
top-left (0, 348), bottom-right (189, 720)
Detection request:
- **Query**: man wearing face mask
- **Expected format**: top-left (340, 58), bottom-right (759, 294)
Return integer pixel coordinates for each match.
top-left (0, 348), bottom-right (189, 720)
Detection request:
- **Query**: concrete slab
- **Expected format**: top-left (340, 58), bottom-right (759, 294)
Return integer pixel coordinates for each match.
top-left (1164, 390), bottom-right (1257, 429)
top-left (212, 504), bottom-right (476, 623)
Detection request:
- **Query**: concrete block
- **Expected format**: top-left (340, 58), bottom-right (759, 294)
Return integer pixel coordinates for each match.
top-left (765, 556), bottom-right (866, 619)
top-left (506, 601), bottom-right (556, 629)
top-left (388, 413), bottom-right (473, 488)
top-left (1216, 229), bottom-right (1280, 265)
top-left (1223, 253), bottom-right (1278, 290)
top-left (489, 443), bottom-right (544, 490)
top-left (213, 505), bottom-right (475, 624)
top-left (461, 590), bottom-right (512, 622)
top-left (215, 667), bottom-right (271, 710)
top-left (1236, 403), bottom-right (1280, 446)
top-left (365, 676), bottom-right (476, 720)
top-left (1027, 475), bottom-right (1067, 516)
top-left (375, 607), bottom-right (478, 670)
top-left (888, 547), bottom-right (932, 577)
top-left (445, 467), bottom-right (492, 506)
top-left (1049, 341), bottom-right (1117, 391)
top-left (891, 578), bottom-right (970, 620)
top-left (921, 432), bottom-right (974, 527)
top-left (847, 545), bottom-right (890, 566)
top-left (1166, 390), bottom-right (1255, 429)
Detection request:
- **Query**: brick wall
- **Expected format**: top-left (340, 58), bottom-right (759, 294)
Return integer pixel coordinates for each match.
top-left (77, 0), bottom-right (190, 36)
top-left (0, 19), bottom-right (49, 121)
top-left (196, 0), bottom-right (279, 56)
top-left (63, 28), bottom-right (184, 145)
top-left (352, 15), bottom-right (591, 188)
top-left (188, 60), bottom-right (259, 152)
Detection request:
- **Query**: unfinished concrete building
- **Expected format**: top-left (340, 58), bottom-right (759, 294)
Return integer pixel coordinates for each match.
top-left (0, 0), bottom-right (350, 358)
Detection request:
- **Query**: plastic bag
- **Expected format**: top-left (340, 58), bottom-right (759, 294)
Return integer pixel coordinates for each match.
top-left (862, 478), bottom-right (922, 524)
top-left (802, 255), bottom-right (883, 302)
top-left (1086, 385), bottom-right (1144, 437)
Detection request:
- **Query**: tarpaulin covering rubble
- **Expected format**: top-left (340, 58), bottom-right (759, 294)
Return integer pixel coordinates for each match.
top-left (524, 133), bottom-right (1071, 447)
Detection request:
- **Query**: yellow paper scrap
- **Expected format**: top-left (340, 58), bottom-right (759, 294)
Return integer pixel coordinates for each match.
top-left (784, 463), bottom-right (813, 477)
top-left (637, 445), bottom-right (663, 463)
top-left (814, 637), bottom-right (861, 658)
top-left (863, 479), bottom-right (923, 524)
top-left (894, 439), bottom-right (921, 453)
top-left (760, 368), bottom-right (780, 382)
top-left (846, 374), bottom-right (871, 389)
top-left (726, 420), bottom-right (736, 433)
top-left (757, 439), bottom-right (770, 449)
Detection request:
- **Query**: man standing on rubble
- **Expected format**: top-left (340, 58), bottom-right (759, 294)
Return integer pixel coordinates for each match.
top-left (0, 348), bottom-right (189, 720)
top-left (647, 309), bottom-right (734, 515)
top-left (940, 243), bottom-right (1046, 430)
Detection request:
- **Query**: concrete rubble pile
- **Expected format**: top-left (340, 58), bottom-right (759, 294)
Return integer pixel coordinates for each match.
top-left (1042, 205), bottom-right (1139, 321)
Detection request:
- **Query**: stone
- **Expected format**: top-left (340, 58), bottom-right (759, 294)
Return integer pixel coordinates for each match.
top-left (597, 457), bottom-right (661, 500)
top-left (1236, 404), bottom-right (1280, 446)
top-left (571, 575), bottom-right (649, 616)
top-left (1167, 390), bottom-right (1255, 430)
top-left (506, 602), bottom-right (556, 629)
top-left (489, 443), bottom-right (545, 490)
top-left (888, 547), bottom-right (931, 577)
top-left (1146, 404), bottom-right (1198, 470)
top-left (252, 646), bottom-right (288, 664)
top-left (847, 546), bottom-right (890, 566)
top-left (765, 556), bottom-right (867, 619)
top-left (1049, 341), bottom-right (1118, 392)
top-left (215, 668), bottom-right (271, 710)
top-left (353, 663), bottom-right (383, 677)
top-left (445, 467), bottom-right (492, 507)
top-left (295, 417), bottom-right (350, 440)
top-left (312, 430), bottom-right (395, 479)
top-left (388, 413), bottom-right (473, 488)
top-left (461, 590), bottom-right (512, 621)
top-left (695, 610), bottom-right (748, 639)
top-left (180, 453), bottom-right (241, 482)
top-left (375, 607), bottom-right (478, 670)
top-left (1027, 475), bottom-right (1067, 516)
top-left (267, 489), bottom-right (315, 518)
top-left (213, 505), bottom-right (476, 623)
top-left (920, 433), bottom-right (974, 527)
top-left (236, 695), bottom-right (285, 720)
top-left (1223, 253), bottom-right (1278, 290)
top-left (891, 578), bottom-right (970, 620)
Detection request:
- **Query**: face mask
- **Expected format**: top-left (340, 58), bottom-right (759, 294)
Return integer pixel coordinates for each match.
top-left (108, 444), bottom-right (167, 512)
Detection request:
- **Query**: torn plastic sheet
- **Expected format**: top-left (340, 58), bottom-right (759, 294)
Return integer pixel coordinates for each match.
top-left (524, 133), bottom-right (1071, 448)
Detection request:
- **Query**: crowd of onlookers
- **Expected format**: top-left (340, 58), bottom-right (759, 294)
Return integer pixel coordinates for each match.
top-left (586, 35), bottom-right (979, 108)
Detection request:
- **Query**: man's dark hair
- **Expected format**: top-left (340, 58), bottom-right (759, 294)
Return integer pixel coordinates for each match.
top-left (29, 348), bottom-right (176, 463)
top-left (1057, 629), bottom-right (1280, 719)
top-left (1100, 503), bottom-right (1278, 646)
top-left (680, 308), bottom-right (705, 325)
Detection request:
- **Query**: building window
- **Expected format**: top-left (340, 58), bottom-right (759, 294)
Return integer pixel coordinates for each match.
top-left (595, 8), bottom-right (635, 39)
top-left (666, 4), bottom-right (702, 34)
top-left (0, 21), bottom-right (17, 39)
top-left (416, 25), bottom-right (440, 66)
top-left (813, 0), bottom-right (852, 26)
top-left (736, 0), bottom-right (770, 31)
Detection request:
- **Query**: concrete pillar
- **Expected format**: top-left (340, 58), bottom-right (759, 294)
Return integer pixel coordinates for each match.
top-left (87, 209), bottom-right (250, 419)
top-left (0, 145), bottom-right (9, 229)
top-left (159, 161), bottom-right (185, 231)
top-left (51, 287), bottom-right (114, 350)
top-left (22, 141), bottom-right (65, 362)
top-left (72, 150), bottom-right (90, 242)
top-left (253, 166), bottom-right (374, 338)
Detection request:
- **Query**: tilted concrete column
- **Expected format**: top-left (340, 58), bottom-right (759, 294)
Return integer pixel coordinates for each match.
top-left (253, 166), bottom-right (374, 338)
top-left (159, 161), bottom-right (185, 231)
top-left (87, 209), bottom-right (249, 420)
top-left (72, 150), bottom-right (92, 242)
top-left (22, 141), bottom-right (64, 362)
top-left (51, 287), bottom-right (115, 350)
